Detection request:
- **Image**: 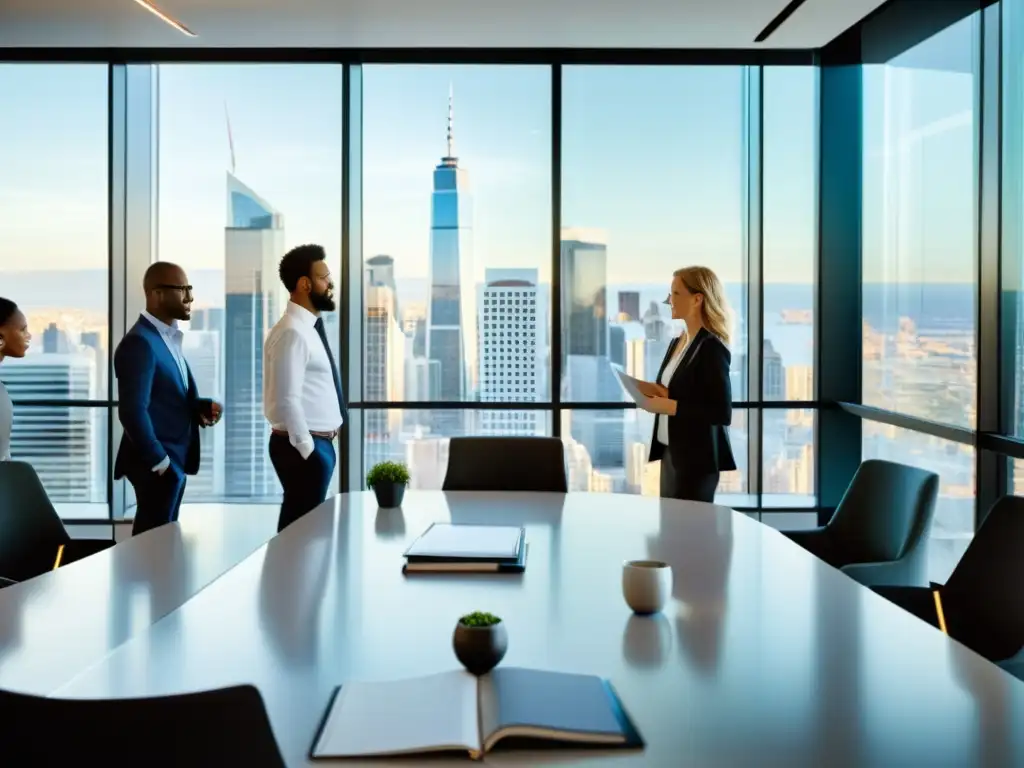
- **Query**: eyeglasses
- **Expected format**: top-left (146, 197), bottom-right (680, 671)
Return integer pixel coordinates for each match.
top-left (157, 284), bottom-right (193, 295)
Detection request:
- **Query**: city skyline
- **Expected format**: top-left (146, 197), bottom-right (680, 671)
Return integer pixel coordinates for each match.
top-left (0, 62), bottom-right (976, 285)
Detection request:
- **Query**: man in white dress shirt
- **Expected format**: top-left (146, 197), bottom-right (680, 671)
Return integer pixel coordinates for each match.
top-left (264, 244), bottom-right (347, 532)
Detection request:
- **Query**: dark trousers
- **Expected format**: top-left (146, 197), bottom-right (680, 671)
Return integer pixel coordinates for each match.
top-left (660, 448), bottom-right (720, 503)
top-left (128, 464), bottom-right (187, 537)
top-left (269, 434), bottom-right (337, 533)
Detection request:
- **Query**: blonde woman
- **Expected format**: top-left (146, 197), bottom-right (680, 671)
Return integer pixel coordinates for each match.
top-left (637, 266), bottom-right (736, 502)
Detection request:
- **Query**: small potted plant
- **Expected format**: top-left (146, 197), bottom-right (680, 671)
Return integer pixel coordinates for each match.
top-left (366, 461), bottom-right (410, 508)
top-left (452, 611), bottom-right (508, 676)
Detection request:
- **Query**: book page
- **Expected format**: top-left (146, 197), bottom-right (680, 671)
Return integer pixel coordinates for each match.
top-left (480, 668), bottom-right (626, 751)
top-left (312, 670), bottom-right (480, 757)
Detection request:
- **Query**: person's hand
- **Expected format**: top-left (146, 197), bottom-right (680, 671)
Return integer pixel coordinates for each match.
top-left (636, 380), bottom-right (668, 398)
top-left (644, 397), bottom-right (678, 416)
top-left (200, 400), bottom-right (223, 427)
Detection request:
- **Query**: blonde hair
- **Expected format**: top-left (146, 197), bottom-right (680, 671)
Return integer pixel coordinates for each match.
top-left (673, 265), bottom-right (731, 346)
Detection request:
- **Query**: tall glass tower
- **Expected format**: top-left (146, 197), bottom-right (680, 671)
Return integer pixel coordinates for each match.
top-left (224, 171), bottom-right (285, 498)
top-left (425, 88), bottom-right (475, 432)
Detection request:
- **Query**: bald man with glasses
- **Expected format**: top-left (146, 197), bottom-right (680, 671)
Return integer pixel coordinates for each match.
top-left (113, 261), bottom-right (222, 536)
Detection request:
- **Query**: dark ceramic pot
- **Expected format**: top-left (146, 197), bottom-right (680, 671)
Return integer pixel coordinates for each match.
top-left (453, 621), bottom-right (508, 676)
top-left (373, 482), bottom-right (406, 509)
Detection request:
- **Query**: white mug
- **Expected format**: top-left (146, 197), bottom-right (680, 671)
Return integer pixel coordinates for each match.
top-left (622, 560), bottom-right (673, 615)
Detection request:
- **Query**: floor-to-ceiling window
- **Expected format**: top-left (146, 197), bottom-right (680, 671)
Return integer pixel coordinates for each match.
top-left (0, 64), bottom-right (109, 520)
top-left (560, 66), bottom-right (752, 501)
top-left (859, 14), bottom-right (980, 581)
top-left (1004, 0), bottom-right (1024, 493)
top-left (762, 65), bottom-right (818, 512)
top-left (354, 65), bottom-right (552, 488)
top-left (148, 64), bottom-right (343, 504)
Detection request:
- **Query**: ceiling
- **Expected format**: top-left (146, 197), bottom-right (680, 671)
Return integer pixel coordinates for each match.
top-left (0, 0), bottom-right (889, 49)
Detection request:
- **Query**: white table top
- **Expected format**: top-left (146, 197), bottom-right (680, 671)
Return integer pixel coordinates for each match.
top-left (48, 491), bottom-right (1024, 766)
top-left (0, 506), bottom-right (277, 695)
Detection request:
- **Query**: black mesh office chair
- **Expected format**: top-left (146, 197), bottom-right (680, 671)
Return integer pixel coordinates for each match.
top-left (0, 684), bottom-right (285, 766)
top-left (783, 459), bottom-right (939, 587)
top-left (442, 436), bottom-right (568, 493)
top-left (873, 495), bottom-right (1024, 664)
top-left (0, 460), bottom-right (114, 583)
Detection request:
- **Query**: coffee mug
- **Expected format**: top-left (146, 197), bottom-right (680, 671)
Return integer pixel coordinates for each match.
top-left (622, 560), bottom-right (673, 615)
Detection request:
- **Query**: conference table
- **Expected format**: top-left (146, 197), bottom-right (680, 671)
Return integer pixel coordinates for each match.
top-left (20, 492), bottom-right (1024, 765)
top-left (0, 505), bottom-right (279, 695)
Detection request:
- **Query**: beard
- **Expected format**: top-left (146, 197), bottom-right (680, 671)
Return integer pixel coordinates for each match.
top-left (311, 288), bottom-right (336, 313)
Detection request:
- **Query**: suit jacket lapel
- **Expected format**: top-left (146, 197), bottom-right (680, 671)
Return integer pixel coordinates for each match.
top-left (654, 337), bottom-right (679, 383)
top-left (137, 316), bottom-right (188, 396)
top-left (680, 327), bottom-right (708, 371)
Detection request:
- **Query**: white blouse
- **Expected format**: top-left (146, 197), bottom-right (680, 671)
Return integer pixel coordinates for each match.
top-left (656, 337), bottom-right (690, 446)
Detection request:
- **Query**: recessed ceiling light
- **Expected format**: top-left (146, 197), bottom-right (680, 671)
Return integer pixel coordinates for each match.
top-left (132, 0), bottom-right (197, 38)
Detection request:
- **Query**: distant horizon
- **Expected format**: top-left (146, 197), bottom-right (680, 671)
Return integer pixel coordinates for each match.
top-left (0, 267), bottom-right (984, 287)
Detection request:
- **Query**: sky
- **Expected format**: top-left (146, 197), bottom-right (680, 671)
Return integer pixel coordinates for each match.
top-left (0, 49), bottom-right (982, 288)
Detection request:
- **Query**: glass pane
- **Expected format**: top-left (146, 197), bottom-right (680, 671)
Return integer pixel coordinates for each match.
top-left (9, 405), bottom-right (108, 519)
top-left (861, 16), bottom-right (979, 428)
top-left (1004, 0), bottom-right (1024, 438)
top-left (0, 64), bottom-right (109, 398)
top-left (561, 406), bottom-right (751, 506)
top-left (762, 408), bottom-right (815, 507)
top-left (862, 422), bottom-right (975, 583)
top-left (561, 67), bottom-right (747, 402)
top-left (360, 408), bottom-right (553, 489)
top-left (360, 65), bottom-right (552, 416)
top-left (763, 66), bottom-right (816, 402)
top-left (154, 64), bottom-right (343, 502)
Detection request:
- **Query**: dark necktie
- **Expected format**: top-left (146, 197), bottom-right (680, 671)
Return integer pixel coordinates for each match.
top-left (314, 317), bottom-right (348, 424)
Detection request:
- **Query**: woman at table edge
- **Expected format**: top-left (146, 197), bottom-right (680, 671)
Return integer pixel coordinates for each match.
top-left (635, 266), bottom-right (737, 503)
top-left (0, 297), bottom-right (32, 462)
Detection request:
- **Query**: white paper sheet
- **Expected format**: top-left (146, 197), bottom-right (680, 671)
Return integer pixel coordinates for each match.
top-left (615, 370), bottom-right (654, 410)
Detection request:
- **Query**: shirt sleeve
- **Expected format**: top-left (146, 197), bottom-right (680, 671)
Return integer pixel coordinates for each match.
top-left (267, 328), bottom-right (314, 460)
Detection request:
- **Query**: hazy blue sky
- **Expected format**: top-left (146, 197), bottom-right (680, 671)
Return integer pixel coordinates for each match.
top-left (0, 54), bottom-right (975, 286)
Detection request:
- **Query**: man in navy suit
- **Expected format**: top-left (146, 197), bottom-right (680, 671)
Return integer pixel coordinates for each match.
top-left (114, 262), bottom-right (222, 536)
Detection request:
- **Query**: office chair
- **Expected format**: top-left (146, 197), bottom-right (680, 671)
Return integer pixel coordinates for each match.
top-left (783, 459), bottom-right (939, 587)
top-left (0, 460), bottom-right (114, 583)
top-left (442, 436), bottom-right (569, 492)
top-left (0, 683), bottom-right (285, 766)
top-left (873, 494), bottom-right (1024, 664)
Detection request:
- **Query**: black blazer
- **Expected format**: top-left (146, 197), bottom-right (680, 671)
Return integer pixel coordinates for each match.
top-left (648, 327), bottom-right (737, 475)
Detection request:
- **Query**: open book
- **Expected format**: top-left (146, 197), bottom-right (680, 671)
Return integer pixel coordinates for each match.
top-left (310, 667), bottom-right (643, 760)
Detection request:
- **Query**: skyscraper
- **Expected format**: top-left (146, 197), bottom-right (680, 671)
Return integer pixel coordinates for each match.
top-left (560, 228), bottom-right (609, 364)
top-left (425, 87), bottom-right (476, 425)
top-left (182, 330), bottom-right (224, 499)
top-left (618, 291), bottom-right (641, 322)
top-left (0, 354), bottom-right (102, 503)
top-left (224, 171), bottom-right (285, 499)
top-left (479, 268), bottom-right (543, 436)
top-left (365, 266), bottom-right (407, 467)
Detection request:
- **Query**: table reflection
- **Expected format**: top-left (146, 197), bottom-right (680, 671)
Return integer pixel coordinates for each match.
top-left (647, 500), bottom-right (733, 676)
